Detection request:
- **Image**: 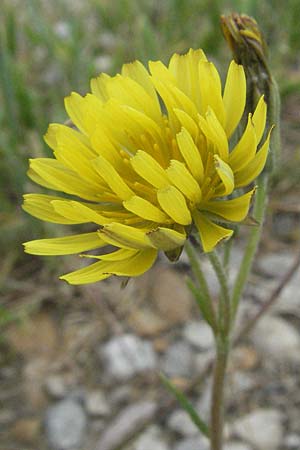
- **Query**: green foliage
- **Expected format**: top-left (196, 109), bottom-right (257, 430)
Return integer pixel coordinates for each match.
top-left (160, 373), bottom-right (210, 438)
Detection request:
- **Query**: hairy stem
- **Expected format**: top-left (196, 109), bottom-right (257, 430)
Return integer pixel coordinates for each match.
top-left (210, 337), bottom-right (229, 450)
top-left (208, 251), bottom-right (231, 335)
top-left (231, 174), bottom-right (268, 319)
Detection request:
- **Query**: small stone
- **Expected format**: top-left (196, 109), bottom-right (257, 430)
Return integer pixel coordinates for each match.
top-left (284, 433), bottom-right (300, 448)
top-left (153, 337), bottom-right (170, 352)
top-left (173, 436), bottom-right (210, 450)
top-left (90, 419), bottom-right (106, 434)
top-left (275, 270), bottom-right (300, 315)
top-left (128, 308), bottom-right (168, 336)
top-left (23, 358), bottom-right (49, 408)
top-left (151, 268), bottom-right (193, 324)
top-left (45, 374), bottom-right (68, 399)
top-left (230, 346), bottom-right (259, 371)
top-left (250, 315), bottom-right (300, 363)
top-left (272, 213), bottom-right (299, 241)
top-left (182, 321), bottom-right (214, 350)
top-left (256, 253), bottom-right (292, 278)
top-left (131, 425), bottom-right (169, 450)
top-left (231, 408), bottom-right (283, 450)
top-left (229, 372), bottom-right (256, 395)
top-left (85, 390), bottom-right (110, 417)
top-left (12, 418), bottom-right (40, 444)
top-left (95, 401), bottom-right (157, 450)
top-left (194, 352), bottom-right (213, 374)
top-left (6, 312), bottom-right (58, 357)
top-left (225, 442), bottom-right (253, 450)
top-left (167, 409), bottom-right (198, 436)
top-left (101, 334), bottom-right (157, 380)
top-left (110, 386), bottom-right (132, 406)
top-left (45, 399), bottom-right (87, 449)
top-left (195, 379), bottom-right (212, 422)
top-left (162, 341), bottom-right (194, 378)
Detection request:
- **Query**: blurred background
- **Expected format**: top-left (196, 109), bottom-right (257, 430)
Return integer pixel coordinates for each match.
top-left (1, 1), bottom-right (300, 449)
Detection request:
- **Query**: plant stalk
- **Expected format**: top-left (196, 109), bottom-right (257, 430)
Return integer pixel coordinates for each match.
top-left (210, 337), bottom-right (230, 450)
top-left (208, 251), bottom-right (231, 336)
top-left (231, 173), bottom-right (268, 319)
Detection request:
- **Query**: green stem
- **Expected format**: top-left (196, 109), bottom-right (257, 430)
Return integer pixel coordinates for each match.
top-left (186, 241), bottom-right (218, 332)
top-left (223, 236), bottom-right (233, 276)
top-left (186, 241), bottom-right (211, 302)
top-left (208, 251), bottom-right (231, 335)
top-left (208, 251), bottom-right (232, 450)
top-left (231, 174), bottom-right (268, 319)
top-left (210, 337), bottom-right (229, 450)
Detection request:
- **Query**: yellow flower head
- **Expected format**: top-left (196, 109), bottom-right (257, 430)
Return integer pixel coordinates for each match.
top-left (23, 49), bottom-right (270, 284)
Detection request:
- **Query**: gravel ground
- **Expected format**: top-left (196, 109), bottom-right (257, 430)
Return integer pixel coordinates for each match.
top-left (1, 196), bottom-right (300, 450)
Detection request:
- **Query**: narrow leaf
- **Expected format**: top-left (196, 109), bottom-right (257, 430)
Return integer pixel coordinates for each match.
top-left (186, 278), bottom-right (216, 331)
top-left (160, 373), bottom-right (210, 438)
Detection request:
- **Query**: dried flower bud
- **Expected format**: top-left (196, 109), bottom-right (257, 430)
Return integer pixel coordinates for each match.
top-left (221, 13), bottom-right (280, 171)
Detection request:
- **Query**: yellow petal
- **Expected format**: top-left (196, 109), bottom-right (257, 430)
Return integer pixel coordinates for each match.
top-left (148, 79), bottom-right (180, 131)
top-left (166, 160), bottom-right (202, 203)
top-left (90, 128), bottom-right (128, 173)
top-left (51, 200), bottom-right (112, 225)
top-left (121, 60), bottom-right (160, 112)
top-left (45, 123), bottom-right (95, 158)
top-left (130, 150), bottom-right (169, 188)
top-left (29, 158), bottom-right (101, 201)
top-left (120, 105), bottom-right (166, 155)
top-left (157, 186), bottom-right (192, 225)
top-left (223, 61), bottom-right (246, 138)
top-left (92, 154), bottom-right (134, 200)
top-left (169, 84), bottom-right (198, 121)
top-left (24, 232), bottom-right (105, 256)
top-left (100, 74), bottom-right (161, 123)
top-left (150, 61), bottom-right (198, 123)
top-left (27, 167), bottom-right (59, 191)
top-left (22, 194), bottom-right (80, 224)
top-left (229, 114), bottom-right (257, 172)
top-left (193, 210), bottom-right (233, 252)
top-left (60, 248), bottom-right (157, 284)
top-left (123, 196), bottom-right (170, 223)
top-left (173, 109), bottom-right (199, 140)
top-left (90, 73), bottom-right (110, 102)
top-left (149, 60), bottom-right (176, 86)
top-left (99, 222), bottom-right (153, 249)
top-left (176, 127), bottom-right (204, 182)
top-left (65, 93), bottom-right (103, 136)
top-left (198, 108), bottom-right (229, 161)
top-left (234, 128), bottom-right (272, 188)
top-left (149, 80), bottom-right (199, 132)
top-left (214, 155), bottom-right (234, 196)
top-left (83, 248), bottom-right (138, 261)
top-left (202, 188), bottom-right (255, 222)
top-left (49, 125), bottom-right (103, 186)
top-left (169, 48), bottom-right (207, 111)
top-left (252, 96), bottom-right (267, 144)
top-left (64, 92), bottom-right (87, 134)
top-left (198, 60), bottom-right (225, 125)
top-left (147, 227), bottom-right (186, 250)
top-left (87, 99), bottom-right (135, 153)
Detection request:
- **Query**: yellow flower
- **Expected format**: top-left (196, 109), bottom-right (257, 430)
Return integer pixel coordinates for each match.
top-left (23, 49), bottom-right (270, 284)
